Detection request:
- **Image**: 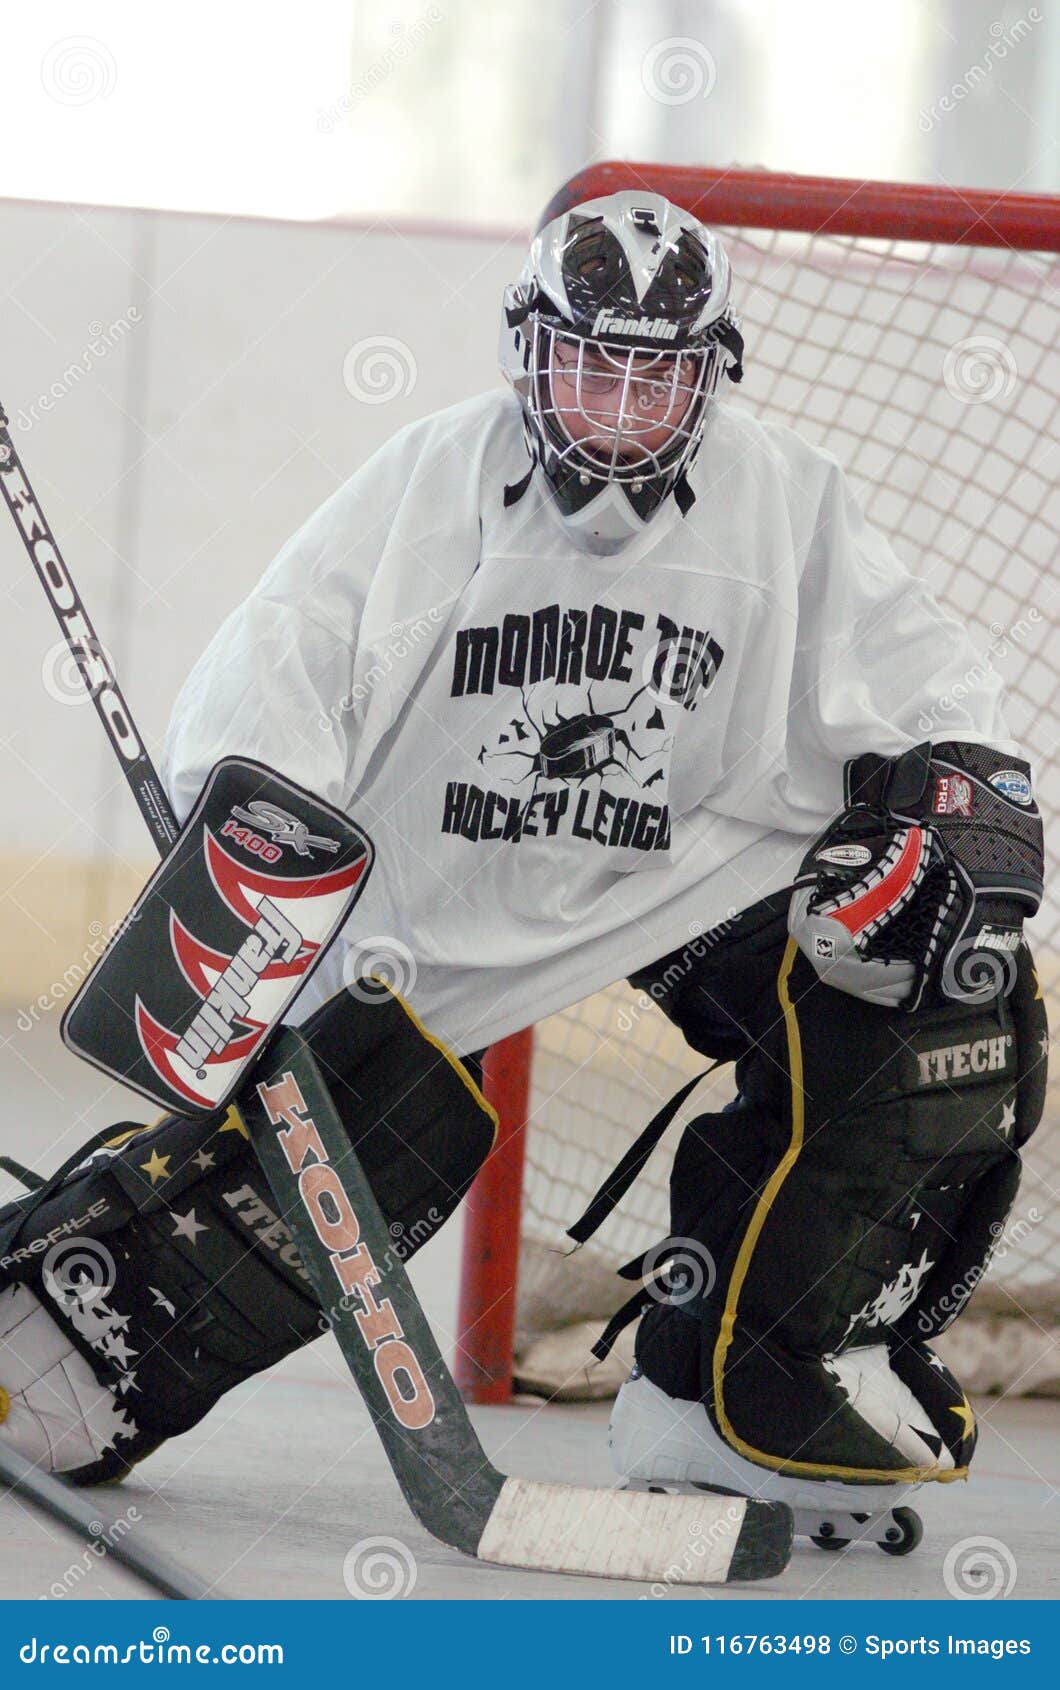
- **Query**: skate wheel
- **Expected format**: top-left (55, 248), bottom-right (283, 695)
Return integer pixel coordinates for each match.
top-left (810, 1521), bottom-right (849, 1552)
top-left (878, 1506), bottom-right (923, 1557)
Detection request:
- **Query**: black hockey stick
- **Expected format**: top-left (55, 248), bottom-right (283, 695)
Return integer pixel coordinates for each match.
top-left (238, 1032), bottom-right (791, 1581)
top-left (0, 1444), bottom-right (212, 1599)
top-left (0, 411), bottom-right (210, 1598)
top-left (0, 405), bottom-right (793, 1585)
top-left (0, 411), bottom-right (177, 854)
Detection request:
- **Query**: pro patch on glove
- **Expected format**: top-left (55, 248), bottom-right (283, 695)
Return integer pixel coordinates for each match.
top-left (62, 758), bottom-right (373, 1116)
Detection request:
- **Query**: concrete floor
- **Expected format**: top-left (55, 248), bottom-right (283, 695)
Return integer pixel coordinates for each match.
top-left (1, 1341), bottom-right (1057, 1601)
top-left (1, 1014), bottom-right (1056, 1603)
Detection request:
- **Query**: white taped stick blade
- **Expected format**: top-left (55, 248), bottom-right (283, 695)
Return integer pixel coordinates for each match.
top-left (476, 1478), bottom-right (792, 1584)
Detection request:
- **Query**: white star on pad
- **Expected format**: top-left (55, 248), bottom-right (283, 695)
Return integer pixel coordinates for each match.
top-left (149, 1286), bottom-right (177, 1318)
top-left (102, 1332), bottom-right (138, 1368)
top-left (997, 1100), bottom-right (1017, 1139)
top-left (192, 1149), bottom-right (216, 1172)
top-left (170, 1208), bottom-right (208, 1244)
top-left (57, 1297), bottom-right (119, 1345)
top-left (928, 1351), bottom-right (947, 1371)
top-left (1039, 1035), bottom-right (1050, 1059)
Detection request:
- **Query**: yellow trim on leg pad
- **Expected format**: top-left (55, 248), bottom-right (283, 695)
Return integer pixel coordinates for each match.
top-left (710, 937), bottom-right (965, 1487)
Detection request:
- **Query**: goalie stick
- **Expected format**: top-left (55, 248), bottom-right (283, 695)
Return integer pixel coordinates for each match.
top-left (239, 1032), bottom-right (791, 1582)
top-left (0, 1444), bottom-right (211, 1600)
top-left (0, 405), bottom-right (793, 1586)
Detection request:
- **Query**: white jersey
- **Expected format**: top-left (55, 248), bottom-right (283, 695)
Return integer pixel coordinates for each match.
top-left (161, 389), bottom-right (1015, 1055)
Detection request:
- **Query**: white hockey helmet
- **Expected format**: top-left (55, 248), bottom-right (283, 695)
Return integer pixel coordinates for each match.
top-left (500, 188), bottom-right (743, 551)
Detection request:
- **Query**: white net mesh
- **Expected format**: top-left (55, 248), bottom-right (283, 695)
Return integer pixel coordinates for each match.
top-left (513, 221), bottom-right (1060, 1397)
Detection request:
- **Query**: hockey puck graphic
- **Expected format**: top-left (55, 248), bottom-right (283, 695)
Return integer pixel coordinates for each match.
top-left (539, 714), bottom-right (615, 779)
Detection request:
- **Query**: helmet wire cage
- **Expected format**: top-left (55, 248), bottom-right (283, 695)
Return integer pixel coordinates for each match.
top-left (529, 321), bottom-right (728, 492)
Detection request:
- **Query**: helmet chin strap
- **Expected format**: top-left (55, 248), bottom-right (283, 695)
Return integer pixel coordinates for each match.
top-left (504, 430), bottom-right (696, 554)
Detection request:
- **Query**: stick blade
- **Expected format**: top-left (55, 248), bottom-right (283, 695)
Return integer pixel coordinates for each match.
top-left (476, 1478), bottom-right (792, 1584)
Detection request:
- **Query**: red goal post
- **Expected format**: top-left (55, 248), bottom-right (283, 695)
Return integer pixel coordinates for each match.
top-left (454, 163), bottom-right (1060, 1406)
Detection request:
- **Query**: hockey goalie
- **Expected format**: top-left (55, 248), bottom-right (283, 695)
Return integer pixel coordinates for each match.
top-left (0, 187), bottom-right (1046, 1556)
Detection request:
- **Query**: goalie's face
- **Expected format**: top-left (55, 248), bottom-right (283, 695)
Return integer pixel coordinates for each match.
top-left (539, 326), bottom-right (707, 479)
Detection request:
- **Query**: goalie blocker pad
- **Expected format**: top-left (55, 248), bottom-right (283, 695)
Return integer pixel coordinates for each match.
top-left (62, 758), bottom-right (373, 1118)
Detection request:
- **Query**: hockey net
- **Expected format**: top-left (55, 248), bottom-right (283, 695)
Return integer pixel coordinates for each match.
top-left (455, 165), bottom-right (1060, 1404)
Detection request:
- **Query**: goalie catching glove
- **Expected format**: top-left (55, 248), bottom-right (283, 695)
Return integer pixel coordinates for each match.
top-left (789, 741), bottom-right (1043, 1010)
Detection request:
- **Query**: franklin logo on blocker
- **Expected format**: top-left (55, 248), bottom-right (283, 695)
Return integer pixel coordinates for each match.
top-left (61, 759), bottom-right (373, 1118)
